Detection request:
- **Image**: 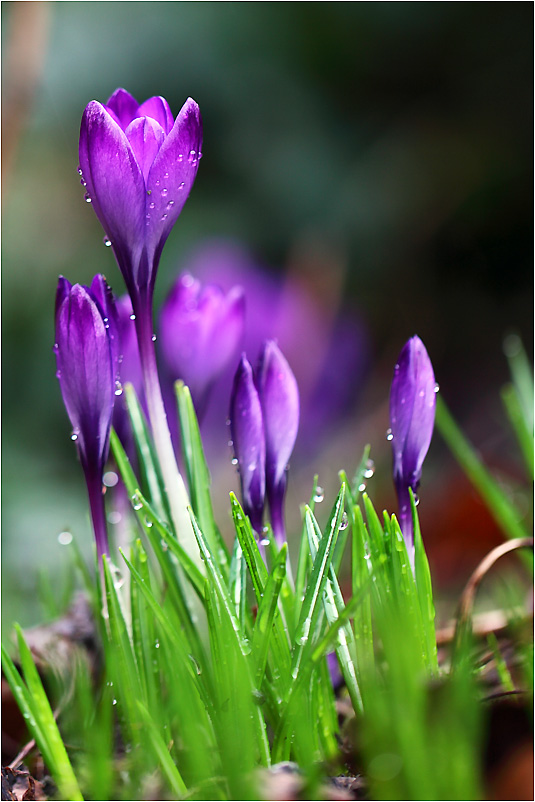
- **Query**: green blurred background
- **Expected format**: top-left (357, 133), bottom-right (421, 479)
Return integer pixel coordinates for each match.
top-left (2, 2), bottom-right (533, 628)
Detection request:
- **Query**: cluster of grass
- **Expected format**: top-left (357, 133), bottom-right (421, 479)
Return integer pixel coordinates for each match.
top-left (2, 343), bottom-right (533, 801)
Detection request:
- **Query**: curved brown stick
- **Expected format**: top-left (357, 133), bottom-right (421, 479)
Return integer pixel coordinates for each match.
top-left (452, 537), bottom-right (533, 660)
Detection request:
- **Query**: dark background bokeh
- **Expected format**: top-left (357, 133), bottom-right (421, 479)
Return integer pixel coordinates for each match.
top-left (2, 1), bottom-right (533, 628)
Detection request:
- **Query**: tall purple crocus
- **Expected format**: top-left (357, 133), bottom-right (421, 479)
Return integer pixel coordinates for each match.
top-left (79, 88), bottom-right (203, 555)
top-left (229, 342), bottom-right (299, 543)
top-left (54, 275), bottom-right (119, 558)
top-left (389, 335), bottom-right (437, 566)
top-left (160, 273), bottom-right (245, 419)
top-left (79, 88), bottom-right (202, 313)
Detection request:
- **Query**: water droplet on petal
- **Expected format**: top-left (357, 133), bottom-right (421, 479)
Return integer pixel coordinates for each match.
top-left (179, 181), bottom-right (185, 190)
top-left (151, 334), bottom-right (157, 342)
top-left (386, 428), bottom-right (394, 441)
top-left (130, 314), bottom-right (136, 321)
top-left (84, 192), bottom-right (92, 203)
top-left (434, 383), bottom-right (440, 393)
top-left (161, 188), bottom-right (168, 197)
top-left (231, 457), bottom-right (239, 466)
top-left (103, 236), bottom-right (112, 247)
top-left (71, 431), bottom-right (79, 441)
top-left (77, 167), bottom-right (83, 176)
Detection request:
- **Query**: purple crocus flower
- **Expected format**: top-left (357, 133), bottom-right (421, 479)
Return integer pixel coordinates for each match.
top-left (257, 341), bottom-right (299, 543)
top-left (79, 88), bottom-right (202, 312)
top-left (229, 342), bottom-right (299, 543)
top-left (55, 275), bottom-right (119, 557)
top-left (159, 273), bottom-right (245, 419)
top-left (389, 335), bottom-right (437, 565)
top-left (229, 355), bottom-right (266, 534)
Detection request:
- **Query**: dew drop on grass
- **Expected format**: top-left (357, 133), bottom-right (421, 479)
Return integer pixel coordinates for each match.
top-left (131, 495), bottom-right (143, 511)
top-left (144, 517), bottom-right (153, 528)
top-left (260, 537), bottom-right (270, 547)
top-left (339, 512), bottom-right (349, 531)
top-left (358, 482), bottom-right (366, 493)
top-left (160, 539), bottom-right (168, 551)
top-left (58, 531), bottom-right (73, 545)
top-left (313, 485), bottom-right (325, 503)
top-left (364, 459), bottom-right (375, 479)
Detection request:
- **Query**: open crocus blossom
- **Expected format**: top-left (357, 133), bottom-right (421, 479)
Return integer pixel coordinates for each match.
top-left (389, 335), bottom-right (437, 566)
top-left (160, 273), bottom-right (245, 419)
top-left (55, 275), bottom-right (120, 558)
top-left (230, 342), bottom-right (299, 542)
top-left (79, 88), bottom-right (202, 311)
top-left (257, 341), bottom-right (299, 544)
top-left (229, 355), bottom-right (266, 534)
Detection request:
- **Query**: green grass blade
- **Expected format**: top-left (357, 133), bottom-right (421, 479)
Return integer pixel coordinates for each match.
top-left (9, 629), bottom-right (83, 800)
top-left (305, 506), bottom-right (363, 713)
top-left (501, 382), bottom-right (534, 479)
top-left (350, 504), bottom-right (375, 677)
top-left (252, 543), bottom-right (287, 686)
top-left (136, 700), bottom-right (188, 797)
top-left (292, 485), bottom-right (345, 684)
top-left (503, 333), bottom-right (534, 433)
top-left (229, 536), bottom-right (248, 626)
top-left (411, 489), bottom-right (438, 674)
top-left (294, 475), bottom-right (320, 631)
top-left (124, 383), bottom-right (170, 523)
top-left (176, 381), bottom-right (230, 574)
top-left (435, 395), bottom-right (530, 541)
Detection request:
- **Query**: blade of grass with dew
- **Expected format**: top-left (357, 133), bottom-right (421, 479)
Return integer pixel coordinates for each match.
top-left (305, 499), bottom-right (363, 713)
top-left (111, 432), bottom-right (205, 652)
top-left (176, 381), bottom-right (230, 573)
top-left (252, 543), bottom-right (287, 687)
top-left (291, 485), bottom-right (345, 692)
top-left (136, 700), bottom-right (188, 797)
top-left (230, 493), bottom-right (291, 679)
top-left (229, 536), bottom-right (248, 627)
top-left (294, 474), bottom-right (320, 632)
top-left (124, 382), bottom-right (170, 523)
top-left (119, 547), bottom-right (213, 712)
top-left (101, 555), bottom-right (146, 742)
top-left (264, 526), bottom-right (296, 625)
top-left (7, 628), bottom-right (84, 801)
top-left (350, 503), bottom-right (375, 682)
top-left (411, 489), bottom-right (438, 674)
top-left (435, 395), bottom-right (530, 542)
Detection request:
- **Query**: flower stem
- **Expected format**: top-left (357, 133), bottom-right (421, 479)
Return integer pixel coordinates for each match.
top-left (134, 301), bottom-right (199, 564)
top-left (85, 468), bottom-right (109, 559)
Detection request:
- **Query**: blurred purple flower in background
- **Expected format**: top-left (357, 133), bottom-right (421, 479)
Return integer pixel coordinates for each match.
top-left (230, 342), bottom-right (299, 542)
top-left (389, 335), bottom-right (437, 565)
top-left (79, 88), bottom-right (202, 314)
top-left (257, 341), bottom-right (299, 543)
top-left (178, 238), bottom-right (369, 461)
top-left (229, 355), bottom-right (266, 534)
top-left (54, 275), bottom-right (119, 557)
top-left (159, 273), bottom-right (245, 419)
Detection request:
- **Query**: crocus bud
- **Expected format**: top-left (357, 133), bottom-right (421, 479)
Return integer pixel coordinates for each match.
top-left (257, 341), bottom-right (299, 544)
top-left (55, 276), bottom-right (119, 557)
top-left (229, 355), bottom-right (266, 534)
top-left (389, 335), bottom-right (437, 564)
top-left (159, 273), bottom-right (245, 419)
top-left (78, 88), bottom-right (202, 311)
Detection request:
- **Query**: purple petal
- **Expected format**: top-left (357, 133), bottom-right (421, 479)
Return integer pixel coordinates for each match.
top-left (89, 274), bottom-right (122, 392)
top-left (105, 88), bottom-right (140, 131)
top-left (79, 101), bottom-right (146, 284)
top-left (229, 355), bottom-right (266, 533)
top-left (145, 98), bottom-right (203, 264)
top-left (389, 335), bottom-right (436, 489)
top-left (257, 340), bottom-right (299, 492)
top-left (161, 274), bottom-right (244, 404)
top-left (55, 283), bottom-right (115, 474)
top-left (55, 276), bottom-right (72, 323)
top-left (125, 116), bottom-right (166, 183)
top-left (138, 95), bottom-right (175, 135)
